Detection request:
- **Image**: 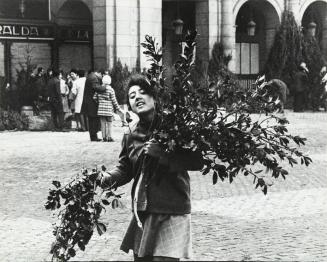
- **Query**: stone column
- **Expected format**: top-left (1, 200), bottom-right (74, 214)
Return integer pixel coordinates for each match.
top-left (287, 0), bottom-right (301, 24)
top-left (93, 0), bottom-right (109, 70)
top-left (139, 0), bottom-right (162, 69)
top-left (208, 0), bottom-right (219, 59)
top-left (196, 0), bottom-right (210, 62)
top-left (221, 0), bottom-right (235, 71)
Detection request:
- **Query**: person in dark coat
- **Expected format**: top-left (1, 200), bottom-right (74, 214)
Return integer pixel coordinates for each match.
top-left (266, 79), bottom-right (289, 113)
top-left (81, 70), bottom-right (106, 141)
top-left (293, 62), bottom-right (309, 112)
top-left (47, 70), bottom-right (64, 130)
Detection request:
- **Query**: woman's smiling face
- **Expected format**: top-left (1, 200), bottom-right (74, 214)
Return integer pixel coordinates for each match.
top-left (128, 85), bottom-right (155, 116)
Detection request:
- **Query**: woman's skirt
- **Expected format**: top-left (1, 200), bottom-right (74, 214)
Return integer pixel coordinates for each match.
top-left (120, 212), bottom-right (192, 259)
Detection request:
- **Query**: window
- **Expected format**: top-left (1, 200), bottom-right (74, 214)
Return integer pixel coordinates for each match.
top-left (235, 43), bottom-right (259, 75)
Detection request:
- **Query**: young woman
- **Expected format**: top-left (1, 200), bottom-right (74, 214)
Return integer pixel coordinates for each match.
top-left (101, 74), bottom-right (204, 261)
top-left (93, 75), bottom-right (123, 142)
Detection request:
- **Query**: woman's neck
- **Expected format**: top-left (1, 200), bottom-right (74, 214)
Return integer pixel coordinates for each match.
top-left (139, 109), bottom-right (155, 124)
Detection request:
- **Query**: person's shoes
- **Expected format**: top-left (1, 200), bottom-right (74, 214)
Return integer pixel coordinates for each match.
top-left (107, 137), bottom-right (114, 142)
top-left (91, 138), bottom-right (101, 142)
top-left (103, 138), bottom-right (107, 142)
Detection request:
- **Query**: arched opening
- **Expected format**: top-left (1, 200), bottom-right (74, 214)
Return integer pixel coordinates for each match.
top-left (301, 1), bottom-right (327, 58)
top-left (235, 0), bottom-right (280, 78)
top-left (56, 0), bottom-right (93, 72)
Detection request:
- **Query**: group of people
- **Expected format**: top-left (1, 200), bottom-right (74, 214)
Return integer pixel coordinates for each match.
top-left (293, 62), bottom-right (327, 112)
top-left (33, 67), bottom-right (126, 142)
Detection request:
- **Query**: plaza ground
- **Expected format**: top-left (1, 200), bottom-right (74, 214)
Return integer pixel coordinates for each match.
top-left (0, 110), bottom-right (326, 261)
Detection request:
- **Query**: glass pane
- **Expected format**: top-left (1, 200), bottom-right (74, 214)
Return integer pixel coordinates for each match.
top-left (0, 42), bottom-right (4, 77)
top-left (241, 43), bottom-right (250, 74)
top-left (250, 43), bottom-right (259, 74)
top-left (235, 43), bottom-right (241, 74)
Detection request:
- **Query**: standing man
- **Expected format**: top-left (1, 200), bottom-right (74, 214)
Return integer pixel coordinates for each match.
top-left (72, 69), bottom-right (87, 131)
top-left (293, 62), bottom-right (309, 112)
top-left (47, 70), bottom-right (64, 130)
top-left (81, 70), bottom-right (106, 141)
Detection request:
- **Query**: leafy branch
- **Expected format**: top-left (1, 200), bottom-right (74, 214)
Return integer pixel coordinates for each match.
top-left (141, 32), bottom-right (312, 194)
top-left (45, 166), bottom-right (123, 262)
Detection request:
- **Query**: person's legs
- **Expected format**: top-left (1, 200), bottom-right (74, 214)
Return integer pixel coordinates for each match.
top-left (107, 117), bottom-right (113, 141)
top-left (100, 117), bottom-right (106, 141)
top-left (88, 116), bottom-right (99, 141)
top-left (75, 113), bottom-right (82, 130)
top-left (57, 111), bottom-right (65, 129)
top-left (80, 113), bottom-right (87, 131)
top-left (51, 107), bottom-right (59, 128)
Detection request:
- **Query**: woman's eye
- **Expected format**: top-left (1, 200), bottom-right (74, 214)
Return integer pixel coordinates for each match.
top-left (139, 89), bottom-right (145, 94)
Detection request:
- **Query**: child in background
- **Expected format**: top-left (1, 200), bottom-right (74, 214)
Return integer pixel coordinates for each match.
top-left (94, 75), bottom-right (124, 142)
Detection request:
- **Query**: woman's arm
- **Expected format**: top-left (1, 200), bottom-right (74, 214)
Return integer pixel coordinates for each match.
top-left (101, 134), bottom-right (134, 189)
top-left (144, 140), bottom-right (204, 172)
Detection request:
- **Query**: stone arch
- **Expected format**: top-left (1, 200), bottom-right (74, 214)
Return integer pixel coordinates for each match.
top-left (299, 0), bottom-right (327, 21)
top-left (56, 0), bottom-right (92, 25)
top-left (234, 0), bottom-right (281, 75)
top-left (233, 0), bottom-right (282, 23)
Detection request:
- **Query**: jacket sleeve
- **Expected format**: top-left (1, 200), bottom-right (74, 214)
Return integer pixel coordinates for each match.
top-left (103, 134), bottom-right (134, 188)
top-left (109, 88), bottom-right (120, 111)
top-left (162, 148), bottom-right (204, 172)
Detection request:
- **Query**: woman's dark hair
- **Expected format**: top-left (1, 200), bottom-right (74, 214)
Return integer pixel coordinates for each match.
top-left (126, 74), bottom-right (157, 109)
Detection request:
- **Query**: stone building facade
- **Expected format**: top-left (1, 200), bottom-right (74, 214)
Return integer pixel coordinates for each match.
top-left (1, 0), bottom-right (327, 87)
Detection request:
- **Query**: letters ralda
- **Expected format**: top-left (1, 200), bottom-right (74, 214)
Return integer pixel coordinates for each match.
top-left (0, 25), bottom-right (40, 37)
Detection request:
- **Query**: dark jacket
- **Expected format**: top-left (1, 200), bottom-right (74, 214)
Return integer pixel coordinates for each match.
top-left (81, 72), bottom-right (106, 117)
top-left (47, 77), bottom-right (62, 112)
top-left (104, 118), bottom-right (204, 215)
top-left (293, 70), bottom-right (308, 93)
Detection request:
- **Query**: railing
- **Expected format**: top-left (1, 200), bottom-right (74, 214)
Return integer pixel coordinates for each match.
top-left (236, 75), bottom-right (257, 90)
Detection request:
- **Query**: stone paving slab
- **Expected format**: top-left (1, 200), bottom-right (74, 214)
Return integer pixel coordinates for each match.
top-left (0, 112), bottom-right (326, 261)
top-left (0, 187), bottom-right (326, 261)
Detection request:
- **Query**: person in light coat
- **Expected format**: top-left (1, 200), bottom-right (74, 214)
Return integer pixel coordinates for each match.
top-left (72, 70), bottom-right (87, 131)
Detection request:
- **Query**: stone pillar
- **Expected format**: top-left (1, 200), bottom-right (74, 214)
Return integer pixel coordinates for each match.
top-left (287, 0), bottom-right (301, 24)
top-left (93, 0), bottom-right (108, 70)
top-left (208, 0), bottom-right (219, 59)
top-left (196, 0), bottom-right (209, 63)
top-left (322, 19), bottom-right (327, 61)
top-left (139, 0), bottom-right (162, 69)
top-left (221, 0), bottom-right (235, 71)
top-left (93, 0), bottom-right (141, 71)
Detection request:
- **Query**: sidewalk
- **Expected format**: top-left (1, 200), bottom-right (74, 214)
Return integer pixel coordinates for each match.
top-left (0, 111), bottom-right (326, 261)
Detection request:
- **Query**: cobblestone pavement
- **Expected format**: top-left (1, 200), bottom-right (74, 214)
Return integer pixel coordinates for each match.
top-left (0, 111), bottom-right (326, 261)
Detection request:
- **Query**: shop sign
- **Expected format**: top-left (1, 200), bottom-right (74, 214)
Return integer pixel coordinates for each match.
top-left (59, 26), bottom-right (92, 42)
top-left (0, 24), bottom-right (54, 39)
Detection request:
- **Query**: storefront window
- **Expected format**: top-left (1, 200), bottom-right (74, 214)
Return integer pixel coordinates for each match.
top-left (0, 0), bottom-right (48, 20)
top-left (235, 42), bottom-right (259, 75)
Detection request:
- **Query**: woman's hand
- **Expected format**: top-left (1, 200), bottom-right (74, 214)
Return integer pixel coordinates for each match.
top-left (100, 171), bottom-right (112, 189)
top-left (144, 139), bottom-right (165, 159)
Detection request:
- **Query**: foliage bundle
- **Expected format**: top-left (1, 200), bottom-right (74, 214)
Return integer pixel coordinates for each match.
top-left (265, 10), bottom-right (326, 108)
top-left (264, 11), bottom-right (303, 89)
top-left (45, 167), bottom-right (123, 261)
top-left (15, 46), bottom-right (38, 107)
top-left (46, 32), bottom-right (312, 261)
top-left (0, 108), bottom-right (29, 131)
top-left (142, 32), bottom-right (311, 194)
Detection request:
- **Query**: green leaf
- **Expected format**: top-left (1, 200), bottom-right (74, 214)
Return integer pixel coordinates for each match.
top-left (77, 241), bottom-right (85, 251)
top-left (102, 199), bottom-right (110, 205)
top-left (112, 199), bottom-right (119, 209)
top-left (96, 222), bottom-right (107, 236)
top-left (212, 171), bottom-right (218, 185)
top-left (52, 181), bottom-right (61, 188)
top-left (68, 248), bottom-right (76, 257)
